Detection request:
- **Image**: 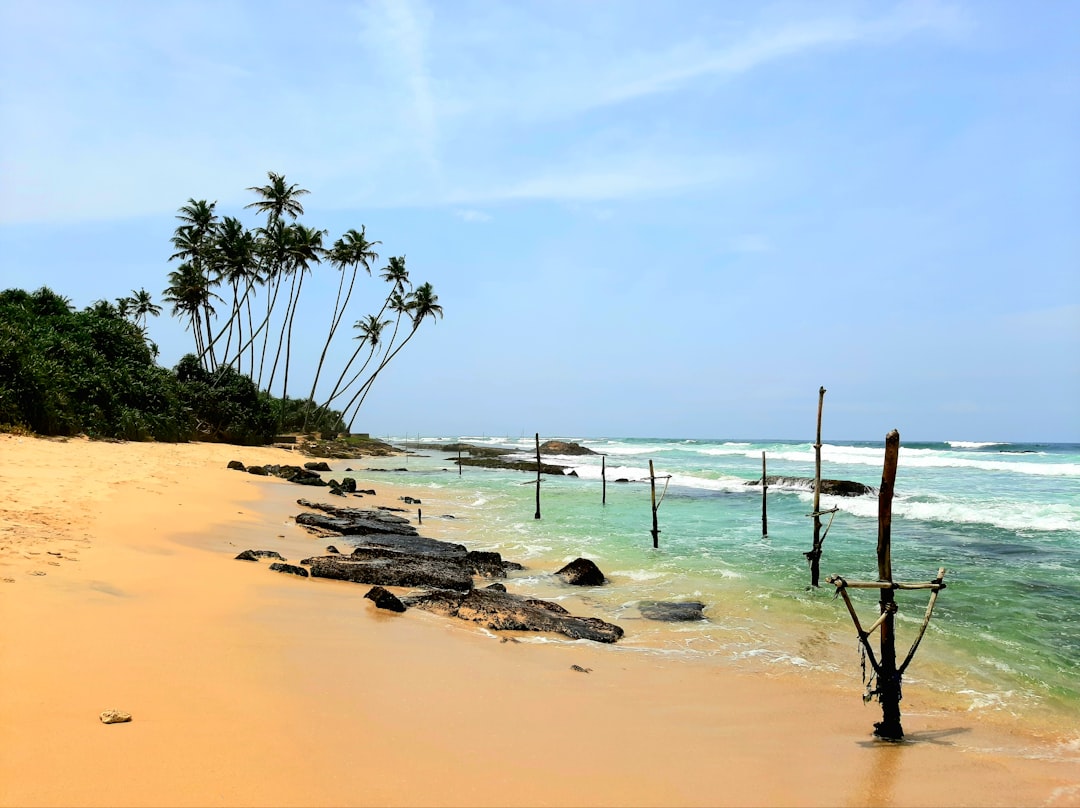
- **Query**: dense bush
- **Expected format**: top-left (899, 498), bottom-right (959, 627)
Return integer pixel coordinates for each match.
top-left (0, 286), bottom-right (341, 444)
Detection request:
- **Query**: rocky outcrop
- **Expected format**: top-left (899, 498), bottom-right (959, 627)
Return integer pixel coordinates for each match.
top-left (235, 549), bottom-right (286, 561)
top-left (227, 460), bottom-right (246, 471)
top-left (539, 440), bottom-right (597, 456)
top-left (638, 601), bottom-right (706, 621)
top-left (746, 476), bottom-right (874, 497)
top-left (555, 557), bottom-right (606, 586)
top-left (304, 554), bottom-right (474, 591)
top-left (456, 457), bottom-right (570, 474)
top-left (304, 461), bottom-right (332, 472)
top-left (269, 562), bottom-right (309, 577)
top-left (294, 500), bottom-right (420, 538)
top-left (401, 587), bottom-right (624, 643)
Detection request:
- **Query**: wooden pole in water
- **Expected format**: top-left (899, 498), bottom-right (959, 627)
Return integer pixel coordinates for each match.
top-left (808, 386), bottom-right (826, 586)
top-left (458, 447), bottom-right (462, 476)
top-left (761, 451), bottom-right (768, 538)
top-left (874, 429), bottom-right (903, 740)
top-left (649, 459), bottom-right (660, 548)
top-left (534, 432), bottom-right (541, 520)
top-left (602, 455), bottom-right (607, 506)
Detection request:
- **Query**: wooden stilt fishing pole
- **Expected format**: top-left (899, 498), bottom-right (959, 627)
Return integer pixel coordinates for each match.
top-left (649, 460), bottom-right (660, 548)
top-left (458, 447), bottom-right (462, 476)
top-left (825, 429), bottom-right (948, 741)
top-left (534, 432), bottom-right (541, 520)
top-left (761, 451), bottom-right (768, 538)
top-left (602, 455), bottom-right (607, 506)
top-left (806, 386), bottom-right (827, 586)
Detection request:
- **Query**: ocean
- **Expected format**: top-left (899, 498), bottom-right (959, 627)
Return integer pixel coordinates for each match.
top-left (361, 435), bottom-right (1080, 745)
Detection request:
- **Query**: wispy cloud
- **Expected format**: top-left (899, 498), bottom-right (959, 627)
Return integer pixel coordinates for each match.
top-left (454, 209), bottom-right (492, 223)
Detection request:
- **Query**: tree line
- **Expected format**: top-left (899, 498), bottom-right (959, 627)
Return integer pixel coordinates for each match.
top-left (0, 172), bottom-right (442, 443)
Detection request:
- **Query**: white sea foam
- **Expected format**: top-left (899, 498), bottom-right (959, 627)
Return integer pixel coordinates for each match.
top-left (835, 493), bottom-right (1080, 533)
top-left (948, 440), bottom-right (1007, 449)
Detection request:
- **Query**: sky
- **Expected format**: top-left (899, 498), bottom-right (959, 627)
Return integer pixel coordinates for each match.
top-left (1, 0), bottom-right (1077, 442)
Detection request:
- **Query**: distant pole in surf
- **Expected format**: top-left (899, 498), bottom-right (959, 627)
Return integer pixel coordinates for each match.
top-left (458, 447), bottom-right (462, 476)
top-left (807, 387), bottom-right (827, 586)
top-left (761, 451), bottom-right (768, 538)
top-left (649, 460), bottom-right (660, 548)
top-left (418, 508), bottom-right (422, 525)
top-left (825, 429), bottom-right (948, 742)
top-left (602, 455), bottom-right (607, 506)
top-left (534, 432), bottom-right (542, 520)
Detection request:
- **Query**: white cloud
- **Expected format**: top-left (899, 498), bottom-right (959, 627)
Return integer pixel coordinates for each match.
top-left (454, 209), bottom-right (492, 223)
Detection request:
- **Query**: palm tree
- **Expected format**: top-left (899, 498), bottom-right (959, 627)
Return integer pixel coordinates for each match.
top-left (163, 263), bottom-right (219, 365)
top-left (301, 227), bottom-right (381, 430)
top-left (129, 288), bottom-right (162, 331)
top-left (245, 172), bottom-right (308, 224)
top-left (319, 255), bottom-right (411, 417)
top-left (266, 224), bottom-right (325, 429)
top-left (170, 199), bottom-right (219, 367)
top-left (209, 216), bottom-right (257, 370)
top-left (343, 282), bottom-right (442, 430)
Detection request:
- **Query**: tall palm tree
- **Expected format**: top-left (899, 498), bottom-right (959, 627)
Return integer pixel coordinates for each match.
top-left (319, 255), bottom-right (411, 416)
top-left (129, 288), bottom-right (162, 331)
top-left (301, 226), bottom-right (381, 430)
top-left (209, 216), bottom-right (257, 370)
top-left (266, 224), bottom-right (325, 429)
top-left (343, 282), bottom-right (442, 430)
top-left (245, 172), bottom-right (308, 224)
top-left (163, 263), bottom-right (219, 365)
top-left (170, 199), bottom-right (219, 367)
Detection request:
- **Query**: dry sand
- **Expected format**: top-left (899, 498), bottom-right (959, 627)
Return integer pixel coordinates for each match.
top-left (1, 433), bottom-right (1077, 807)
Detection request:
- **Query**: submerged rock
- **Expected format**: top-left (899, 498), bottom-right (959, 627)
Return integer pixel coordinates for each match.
top-left (747, 476), bottom-right (874, 497)
top-left (638, 601), bottom-right (706, 621)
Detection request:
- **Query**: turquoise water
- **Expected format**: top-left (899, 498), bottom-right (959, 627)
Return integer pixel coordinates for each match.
top-left (364, 435), bottom-right (1080, 737)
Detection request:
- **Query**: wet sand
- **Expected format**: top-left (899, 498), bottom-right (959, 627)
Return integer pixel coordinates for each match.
top-left (1, 434), bottom-right (1077, 807)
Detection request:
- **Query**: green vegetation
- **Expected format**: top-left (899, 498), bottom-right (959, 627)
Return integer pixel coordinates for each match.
top-left (0, 172), bottom-right (442, 445)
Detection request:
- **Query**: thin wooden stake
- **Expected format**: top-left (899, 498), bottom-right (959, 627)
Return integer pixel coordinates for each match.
top-left (761, 451), bottom-right (768, 538)
top-left (458, 447), bottom-right (462, 476)
top-left (602, 455), bottom-right (607, 506)
top-left (418, 508), bottom-right (422, 525)
top-left (874, 428), bottom-right (903, 740)
top-left (807, 386), bottom-right (827, 586)
top-left (649, 459), bottom-right (659, 548)
top-left (534, 432), bottom-right (541, 520)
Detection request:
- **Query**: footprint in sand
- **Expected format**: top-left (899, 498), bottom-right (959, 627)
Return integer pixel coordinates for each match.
top-left (28, 570), bottom-right (46, 576)
top-left (2, 577), bottom-right (15, 583)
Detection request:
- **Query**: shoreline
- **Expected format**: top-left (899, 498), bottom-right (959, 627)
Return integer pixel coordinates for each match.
top-left (1, 434), bottom-right (1078, 807)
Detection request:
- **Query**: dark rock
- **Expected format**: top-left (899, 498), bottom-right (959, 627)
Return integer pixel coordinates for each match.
top-left (326, 545), bottom-right (341, 554)
top-left (485, 582), bottom-right (507, 592)
top-left (294, 501), bottom-right (420, 538)
top-left (539, 440), bottom-right (597, 456)
top-left (400, 496), bottom-right (422, 505)
top-left (555, 557), bottom-right (606, 586)
top-left (525, 599), bottom-right (569, 614)
top-left (328, 486), bottom-right (346, 497)
top-left (227, 460), bottom-right (246, 471)
top-left (358, 489), bottom-right (376, 496)
top-left (456, 457), bottom-right (570, 475)
top-left (235, 549), bottom-right (286, 562)
top-left (437, 443), bottom-right (515, 457)
top-left (746, 476), bottom-right (875, 497)
top-left (570, 665), bottom-right (592, 673)
top-left (615, 478), bottom-right (631, 483)
top-left (466, 550), bottom-right (508, 578)
top-left (402, 587), bottom-right (624, 643)
top-left (246, 465), bottom-right (269, 476)
top-left (364, 585), bottom-right (407, 613)
top-left (292, 475), bottom-right (329, 487)
top-left (269, 562), bottom-right (309, 577)
top-left (305, 554), bottom-right (474, 591)
top-left (638, 601), bottom-right (706, 621)
top-left (304, 461), bottom-right (332, 472)
top-left (340, 477), bottom-right (357, 493)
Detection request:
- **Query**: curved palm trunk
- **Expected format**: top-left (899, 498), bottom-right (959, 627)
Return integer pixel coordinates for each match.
top-left (317, 294), bottom-right (397, 415)
top-left (257, 273), bottom-right (284, 390)
top-left (302, 266), bottom-right (357, 431)
top-left (343, 324), bottom-right (419, 431)
top-left (278, 272), bottom-right (306, 432)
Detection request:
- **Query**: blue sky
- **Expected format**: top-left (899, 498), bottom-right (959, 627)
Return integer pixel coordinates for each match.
top-left (1, 0), bottom-right (1077, 442)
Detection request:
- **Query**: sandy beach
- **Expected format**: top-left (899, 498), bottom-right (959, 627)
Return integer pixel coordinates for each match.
top-left (1, 434), bottom-right (1077, 807)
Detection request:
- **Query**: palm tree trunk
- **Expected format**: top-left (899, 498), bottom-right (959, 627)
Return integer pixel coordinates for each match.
top-left (302, 266), bottom-right (355, 431)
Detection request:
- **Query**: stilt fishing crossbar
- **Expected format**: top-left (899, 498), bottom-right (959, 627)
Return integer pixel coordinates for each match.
top-left (647, 460), bottom-right (671, 548)
top-left (825, 429), bottom-right (948, 741)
